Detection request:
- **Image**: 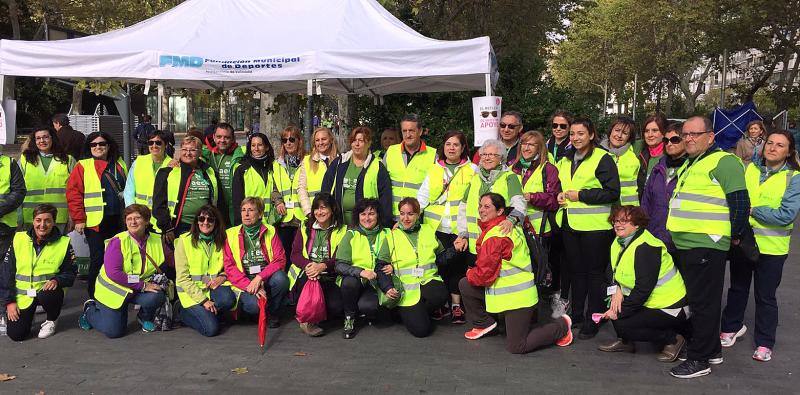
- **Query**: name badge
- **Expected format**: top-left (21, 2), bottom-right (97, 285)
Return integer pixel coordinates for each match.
top-left (127, 274), bottom-right (140, 283)
top-left (606, 285), bottom-right (618, 296)
top-left (670, 199), bottom-right (682, 209)
top-left (412, 268), bottom-right (425, 277)
top-left (249, 265), bottom-right (261, 275)
top-left (26, 289), bottom-right (37, 297)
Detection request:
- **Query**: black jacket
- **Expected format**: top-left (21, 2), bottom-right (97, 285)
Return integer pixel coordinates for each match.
top-left (153, 161), bottom-right (221, 234)
top-left (561, 146), bottom-right (621, 231)
top-left (230, 160), bottom-right (283, 226)
top-left (0, 156), bottom-right (26, 236)
top-left (0, 228), bottom-right (76, 306)
top-left (321, 151), bottom-right (393, 228)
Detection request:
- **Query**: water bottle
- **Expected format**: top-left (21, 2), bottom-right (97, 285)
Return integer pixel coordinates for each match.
top-left (0, 312), bottom-right (7, 336)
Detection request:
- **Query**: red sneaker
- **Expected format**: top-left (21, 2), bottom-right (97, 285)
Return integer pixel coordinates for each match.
top-left (451, 305), bottom-right (466, 325)
top-left (555, 315), bottom-right (573, 347)
top-left (431, 307), bottom-right (450, 321)
top-left (464, 322), bottom-right (498, 340)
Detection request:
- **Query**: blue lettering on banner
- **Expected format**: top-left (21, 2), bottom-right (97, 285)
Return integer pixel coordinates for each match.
top-left (159, 55), bottom-right (204, 68)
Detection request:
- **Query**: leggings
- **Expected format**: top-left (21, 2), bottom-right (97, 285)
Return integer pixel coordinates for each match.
top-left (612, 307), bottom-right (690, 345)
top-left (340, 276), bottom-right (378, 318)
top-left (397, 281), bottom-right (448, 337)
top-left (6, 289), bottom-right (65, 341)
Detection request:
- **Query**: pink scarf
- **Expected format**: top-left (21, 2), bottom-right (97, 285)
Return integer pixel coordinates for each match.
top-left (648, 143), bottom-right (664, 157)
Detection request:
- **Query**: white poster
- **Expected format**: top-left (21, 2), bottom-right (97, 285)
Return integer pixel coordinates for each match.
top-left (472, 96), bottom-right (502, 147)
top-left (0, 99), bottom-right (16, 145)
top-left (0, 101), bottom-right (5, 144)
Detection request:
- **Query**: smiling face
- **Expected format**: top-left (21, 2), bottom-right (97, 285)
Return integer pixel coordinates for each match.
top-left (479, 144), bottom-right (502, 171)
top-left (282, 133), bottom-right (299, 155)
top-left (748, 123), bottom-right (764, 139)
top-left (643, 121), bottom-right (664, 147)
top-left (681, 118), bottom-right (713, 158)
top-left (499, 115), bottom-right (522, 144)
top-left (314, 130), bottom-right (332, 155)
top-left (125, 211), bottom-right (147, 236)
top-left (214, 127), bottom-right (234, 151)
top-left (197, 211), bottom-right (216, 235)
top-left (520, 138), bottom-right (538, 161)
top-left (478, 195), bottom-right (503, 222)
top-left (552, 116), bottom-right (570, 140)
top-left (181, 141), bottom-right (201, 165)
top-left (398, 203), bottom-right (419, 230)
top-left (249, 136), bottom-right (267, 158)
top-left (33, 212), bottom-right (54, 240)
top-left (34, 130), bottom-right (52, 153)
top-left (612, 212), bottom-right (637, 238)
top-left (443, 135), bottom-right (464, 163)
top-left (89, 136), bottom-right (109, 160)
top-left (664, 130), bottom-right (686, 158)
top-left (148, 135), bottom-right (165, 157)
top-left (314, 202), bottom-right (333, 227)
top-left (570, 124), bottom-right (594, 152)
top-left (609, 123), bottom-right (631, 149)
top-left (358, 206), bottom-right (378, 229)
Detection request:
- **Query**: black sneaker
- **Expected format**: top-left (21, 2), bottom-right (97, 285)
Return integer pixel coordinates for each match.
top-left (343, 316), bottom-right (356, 339)
top-left (677, 345), bottom-right (687, 361)
top-left (709, 352), bottom-right (724, 365)
top-left (670, 360), bottom-right (711, 379)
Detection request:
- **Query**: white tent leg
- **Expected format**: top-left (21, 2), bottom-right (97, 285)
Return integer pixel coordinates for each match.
top-left (485, 73), bottom-right (492, 96)
top-left (304, 79), bottom-right (314, 149)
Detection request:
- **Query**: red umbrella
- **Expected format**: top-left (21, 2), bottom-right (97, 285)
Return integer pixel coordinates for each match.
top-left (257, 295), bottom-right (268, 354)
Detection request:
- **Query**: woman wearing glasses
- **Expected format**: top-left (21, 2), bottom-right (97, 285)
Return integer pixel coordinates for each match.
top-left (67, 131), bottom-right (127, 298)
top-left (603, 116), bottom-right (646, 206)
top-left (123, 130), bottom-right (172, 232)
top-left (274, 126), bottom-right (305, 261)
top-left (546, 110), bottom-right (573, 164)
top-left (641, 123), bottom-right (686, 252)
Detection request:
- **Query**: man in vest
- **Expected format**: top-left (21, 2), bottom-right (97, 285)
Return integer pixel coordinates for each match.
top-left (202, 122), bottom-right (243, 225)
top-left (0, 153), bottom-right (26, 262)
top-left (666, 116), bottom-right (749, 379)
top-left (383, 114), bottom-right (437, 222)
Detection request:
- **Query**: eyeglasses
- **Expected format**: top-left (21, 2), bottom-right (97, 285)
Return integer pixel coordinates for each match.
top-left (612, 218), bottom-right (631, 225)
top-left (680, 131), bottom-right (711, 140)
top-left (197, 215), bottom-right (215, 224)
top-left (480, 111), bottom-right (498, 118)
top-left (499, 123), bottom-right (519, 129)
top-left (281, 137), bottom-right (297, 144)
top-left (89, 142), bottom-right (108, 148)
top-left (662, 136), bottom-right (682, 145)
top-left (182, 148), bottom-right (199, 153)
top-left (552, 123), bottom-right (569, 130)
top-left (35, 135), bottom-right (51, 141)
top-left (480, 153), bottom-right (501, 158)
top-left (147, 140), bottom-right (163, 146)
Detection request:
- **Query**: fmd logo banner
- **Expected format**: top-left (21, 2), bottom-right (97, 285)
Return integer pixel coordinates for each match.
top-left (159, 55), bottom-right (204, 68)
top-left (158, 53), bottom-right (302, 75)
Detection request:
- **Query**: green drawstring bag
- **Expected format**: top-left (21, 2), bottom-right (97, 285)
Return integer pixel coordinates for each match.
top-left (371, 275), bottom-right (405, 309)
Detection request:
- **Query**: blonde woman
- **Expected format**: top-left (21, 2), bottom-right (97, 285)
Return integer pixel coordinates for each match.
top-left (297, 127), bottom-right (339, 217)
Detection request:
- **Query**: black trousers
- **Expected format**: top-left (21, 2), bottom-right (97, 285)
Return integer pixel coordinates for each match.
top-left (721, 249), bottom-right (786, 348)
top-left (295, 275), bottom-right (345, 320)
top-left (6, 288), bottom-right (65, 341)
top-left (675, 247), bottom-right (727, 362)
top-left (85, 215), bottom-right (122, 298)
top-left (397, 281), bottom-right (448, 337)
top-left (612, 307), bottom-right (690, 345)
top-left (548, 229), bottom-right (570, 297)
top-left (340, 276), bottom-right (378, 318)
top-left (435, 232), bottom-right (469, 296)
top-left (277, 225), bottom-right (298, 267)
top-left (562, 228), bottom-right (613, 330)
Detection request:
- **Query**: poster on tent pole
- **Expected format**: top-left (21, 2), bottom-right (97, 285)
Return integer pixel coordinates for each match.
top-left (473, 96), bottom-right (502, 147)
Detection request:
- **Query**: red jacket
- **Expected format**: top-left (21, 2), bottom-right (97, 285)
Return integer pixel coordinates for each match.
top-left (223, 225), bottom-right (286, 290)
top-left (66, 159), bottom-right (126, 230)
top-left (466, 215), bottom-right (514, 287)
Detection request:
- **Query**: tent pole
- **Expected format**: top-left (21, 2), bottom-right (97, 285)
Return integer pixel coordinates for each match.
top-left (485, 74), bottom-right (492, 96)
top-left (305, 79), bottom-right (314, 149)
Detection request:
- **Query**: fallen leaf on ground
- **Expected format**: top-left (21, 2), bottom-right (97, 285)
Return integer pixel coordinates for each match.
top-left (0, 374), bottom-right (16, 382)
top-left (231, 367), bottom-right (248, 375)
top-left (293, 352), bottom-right (310, 357)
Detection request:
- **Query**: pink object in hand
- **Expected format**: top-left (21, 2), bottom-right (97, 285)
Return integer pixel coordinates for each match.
top-left (592, 313), bottom-right (604, 324)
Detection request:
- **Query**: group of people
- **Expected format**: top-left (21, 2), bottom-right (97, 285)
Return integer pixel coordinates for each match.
top-left (1, 110), bottom-right (797, 380)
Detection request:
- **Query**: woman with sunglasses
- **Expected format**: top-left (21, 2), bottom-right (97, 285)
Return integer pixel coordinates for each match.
top-left (546, 110), bottom-right (573, 164)
top-left (274, 126), bottom-right (305, 262)
top-left (123, 130), bottom-right (171, 232)
top-left (19, 125), bottom-right (75, 231)
top-left (603, 116), bottom-right (646, 206)
top-left (296, 127), bottom-right (339, 219)
top-left (175, 205), bottom-right (235, 337)
top-left (641, 123), bottom-right (687, 252)
top-left (637, 114), bottom-right (668, 176)
top-left (231, 133), bottom-right (286, 226)
top-left (67, 131), bottom-right (127, 298)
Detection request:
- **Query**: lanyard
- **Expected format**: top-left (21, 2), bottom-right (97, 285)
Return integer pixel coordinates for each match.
top-left (212, 153), bottom-right (227, 172)
top-left (367, 231), bottom-right (383, 263)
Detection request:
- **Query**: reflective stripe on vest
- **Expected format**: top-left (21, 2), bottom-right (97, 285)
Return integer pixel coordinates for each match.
top-left (287, 222), bottom-right (347, 290)
top-left (94, 232), bottom-right (164, 309)
top-left (520, 164), bottom-right (551, 234)
top-left (422, 162), bottom-right (476, 233)
top-left (383, 144), bottom-right (437, 218)
top-left (12, 231), bottom-right (70, 309)
top-left (166, 165), bottom-right (218, 222)
top-left (19, 155), bottom-right (72, 224)
top-left (745, 163), bottom-right (794, 255)
top-left (225, 225), bottom-right (276, 292)
top-left (556, 149), bottom-right (613, 231)
top-left (292, 155), bottom-right (327, 219)
top-left (465, 171), bottom-right (514, 254)
top-left (132, 154), bottom-right (171, 231)
top-left (0, 156), bottom-right (19, 228)
top-left (176, 233), bottom-right (228, 309)
top-left (614, 148), bottom-right (641, 206)
top-left (78, 158), bottom-right (128, 227)
top-left (386, 224), bottom-right (442, 307)
top-left (275, 160), bottom-right (297, 223)
top-left (482, 225), bottom-right (537, 313)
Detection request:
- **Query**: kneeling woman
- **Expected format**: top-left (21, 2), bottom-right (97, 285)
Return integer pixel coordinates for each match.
top-left (80, 204), bottom-right (168, 338)
top-left (223, 197), bottom-right (289, 328)
top-left (1, 204), bottom-right (76, 341)
top-left (600, 205), bottom-right (688, 363)
top-left (379, 198), bottom-right (447, 338)
top-left (459, 193), bottom-right (573, 353)
top-left (288, 193), bottom-right (347, 337)
top-left (175, 205), bottom-right (236, 337)
top-left (335, 198), bottom-right (388, 339)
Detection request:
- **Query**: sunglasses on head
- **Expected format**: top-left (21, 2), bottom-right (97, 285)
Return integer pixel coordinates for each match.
top-left (147, 140), bottom-right (163, 146)
top-left (281, 137), bottom-right (297, 144)
top-left (552, 123), bottom-right (569, 130)
top-left (89, 142), bottom-right (108, 148)
top-left (662, 136), bottom-right (682, 145)
top-left (197, 215), bottom-right (215, 224)
top-left (480, 111), bottom-right (498, 118)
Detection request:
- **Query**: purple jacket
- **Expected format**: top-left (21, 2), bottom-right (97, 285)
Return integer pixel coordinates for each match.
top-left (641, 156), bottom-right (676, 251)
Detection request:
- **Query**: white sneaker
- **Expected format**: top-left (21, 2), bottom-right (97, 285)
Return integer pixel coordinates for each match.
top-left (720, 325), bottom-right (747, 348)
top-left (38, 320), bottom-right (57, 339)
top-left (550, 295), bottom-right (569, 319)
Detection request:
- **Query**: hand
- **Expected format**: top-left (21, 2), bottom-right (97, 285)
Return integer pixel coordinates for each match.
top-left (360, 269), bottom-right (377, 281)
top-left (557, 193), bottom-right (566, 206)
top-left (565, 190), bottom-right (580, 202)
top-left (381, 265), bottom-right (393, 275)
top-left (524, 192), bottom-right (532, 201)
top-left (6, 302), bottom-right (19, 321)
top-left (65, 218), bottom-right (75, 233)
top-left (499, 219), bottom-right (514, 235)
top-left (207, 276), bottom-right (226, 290)
top-left (74, 222), bottom-right (86, 235)
top-left (276, 203), bottom-right (287, 216)
top-left (453, 237), bottom-right (467, 252)
top-left (168, 158), bottom-right (180, 168)
top-left (203, 300), bottom-right (217, 314)
top-left (42, 279), bottom-right (58, 291)
top-left (164, 231), bottom-right (176, 244)
top-left (305, 263), bottom-right (325, 279)
top-left (386, 288), bottom-right (400, 299)
top-left (392, 222), bottom-right (400, 230)
top-left (603, 308), bottom-right (618, 321)
top-left (610, 288), bottom-right (623, 315)
top-left (143, 282), bottom-right (161, 293)
top-left (246, 276), bottom-right (264, 295)
top-left (256, 288), bottom-right (267, 299)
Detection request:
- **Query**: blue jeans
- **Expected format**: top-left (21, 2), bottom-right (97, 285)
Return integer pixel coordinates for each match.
top-left (86, 290), bottom-right (166, 339)
top-left (180, 286), bottom-right (237, 337)
top-left (238, 271), bottom-right (289, 316)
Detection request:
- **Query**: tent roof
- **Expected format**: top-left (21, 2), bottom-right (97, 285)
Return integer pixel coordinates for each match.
top-left (0, 0), bottom-right (496, 96)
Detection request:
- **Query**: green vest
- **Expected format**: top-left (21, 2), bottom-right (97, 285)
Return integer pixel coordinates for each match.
top-left (275, 160), bottom-right (297, 224)
top-left (176, 233), bottom-right (229, 308)
top-left (556, 150), bottom-right (613, 231)
top-left (520, 164), bottom-right (551, 234)
top-left (383, 144), bottom-right (437, 218)
top-left (610, 230), bottom-right (686, 309)
top-left (287, 222), bottom-right (347, 290)
top-left (132, 154), bottom-right (171, 231)
top-left (336, 228), bottom-right (388, 286)
top-left (613, 147), bottom-right (641, 206)
top-left (745, 163), bottom-right (794, 255)
top-left (464, 170), bottom-right (514, 254)
top-left (294, 155), bottom-right (328, 220)
top-left (166, 165), bottom-right (218, 222)
top-left (0, 156), bottom-right (20, 228)
top-left (422, 162), bottom-right (476, 233)
top-left (77, 158), bottom-right (128, 227)
top-left (225, 224), bottom-right (276, 293)
top-left (12, 231), bottom-right (70, 309)
top-left (95, 232), bottom-right (165, 309)
top-left (482, 224), bottom-right (538, 313)
top-left (19, 155), bottom-right (72, 224)
top-left (386, 223), bottom-right (442, 307)
top-left (667, 151), bottom-right (738, 237)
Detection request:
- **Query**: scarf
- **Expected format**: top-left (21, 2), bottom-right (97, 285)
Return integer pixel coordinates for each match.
top-left (285, 154), bottom-right (301, 168)
top-left (648, 143), bottom-right (664, 158)
top-left (478, 167), bottom-right (505, 196)
top-left (617, 232), bottom-right (636, 248)
top-left (665, 154), bottom-right (687, 169)
top-left (399, 220), bottom-right (421, 234)
top-left (243, 223), bottom-right (262, 240)
top-left (199, 232), bottom-right (215, 243)
top-left (608, 143), bottom-right (630, 158)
